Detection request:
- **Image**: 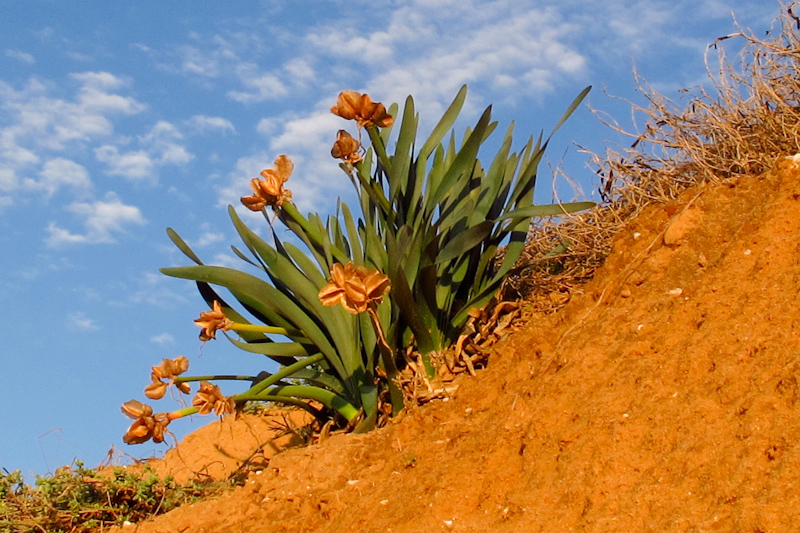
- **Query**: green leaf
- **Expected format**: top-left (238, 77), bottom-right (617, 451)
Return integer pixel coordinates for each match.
top-left (435, 221), bottom-right (494, 264)
top-left (428, 105), bottom-right (492, 210)
top-left (391, 266), bottom-right (434, 355)
top-left (417, 85), bottom-right (467, 165)
top-left (388, 96), bottom-right (417, 203)
top-left (499, 201), bottom-right (595, 221)
top-left (166, 228), bottom-right (203, 265)
top-left (229, 338), bottom-right (318, 358)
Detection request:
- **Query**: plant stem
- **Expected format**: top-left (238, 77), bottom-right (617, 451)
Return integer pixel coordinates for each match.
top-left (175, 375), bottom-right (259, 384)
top-left (167, 406), bottom-right (198, 420)
top-left (229, 323), bottom-right (292, 335)
top-left (235, 385), bottom-right (359, 421)
top-left (244, 353), bottom-right (326, 397)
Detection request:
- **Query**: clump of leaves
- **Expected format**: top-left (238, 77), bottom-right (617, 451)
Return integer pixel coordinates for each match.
top-left (122, 85), bottom-right (594, 443)
top-left (0, 463), bottom-right (233, 532)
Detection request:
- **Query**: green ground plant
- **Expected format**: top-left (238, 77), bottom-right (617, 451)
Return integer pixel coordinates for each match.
top-left (0, 463), bottom-right (233, 532)
top-left (120, 85), bottom-right (594, 444)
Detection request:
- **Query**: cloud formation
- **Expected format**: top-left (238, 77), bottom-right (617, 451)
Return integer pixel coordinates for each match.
top-left (46, 192), bottom-right (146, 247)
top-left (0, 71), bottom-right (146, 200)
top-left (94, 121), bottom-right (193, 180)
top-left (66, 311), bottom-right (100, 332)
top-left (4, 49), bottom-right (35, 64)
top-left (36, 158), bottom-right (92, 197)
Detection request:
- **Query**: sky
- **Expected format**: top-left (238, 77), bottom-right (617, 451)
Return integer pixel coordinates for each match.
top-left (0, 0), bottom-right (778, 478)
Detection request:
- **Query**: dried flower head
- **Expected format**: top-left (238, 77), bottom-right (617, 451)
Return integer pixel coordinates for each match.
top-left (241, 155), bottom-right (294, 211)
top-left (145, 355), bottom-right (191, 399)
top-left (194, 300), bottom-right (233, 341)
top-left (121, 400), bottom-right (171, 445)
top-left (318, 262), bottom-right (391, 314)
top-left (331, 129), bottom-right (362, 166)
top-left (152, 355), bottom-right (189, 379)
top-left (192, 381), bottom-right (235, 416)
top-left (331, 91), bottom-right (394, 129)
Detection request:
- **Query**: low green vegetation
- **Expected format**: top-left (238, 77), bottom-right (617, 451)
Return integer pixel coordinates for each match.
top-left (0, 463), bottom-right (234, 532)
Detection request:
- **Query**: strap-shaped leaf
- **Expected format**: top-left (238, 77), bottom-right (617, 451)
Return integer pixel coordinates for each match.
top-left (428, 106), bottom-right (492, 209)
top-left (230, 245), bottom-right (264, 270)
top-left (340, 202), bottom-right (364, 265)
top-left (416, 85), bottom-right (467, 170)
top-left (391, 266), bottom-right (434, 355)
top-left (388, 96), bottom-right (417, 203)
top-left (435, 221), bottom-right (494, 264)
top-left (289, 368), bottom-right (348, 395)
top-left (281, 242), bottom-right (328, 287)
top-left (166, 228), bottom-right (204, 265)
top-left (229, 337), bottom-right (318, 358)
top-left (245, 384), bottom-right (358, 421)
top-left (498, 201), bottom-right (596, 221)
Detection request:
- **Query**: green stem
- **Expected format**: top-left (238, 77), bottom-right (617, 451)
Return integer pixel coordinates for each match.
top-left (175, 375), bottom-right (258, 384)
top-left (244, 352), bottom-right (326, 397)
top-left (230, 323), bottom-right (289, 334)
top-left (167, 406), bottom-right (199, 420)
top-left (237, 396), bottom-right (326, 421)
top-left (229, 323), bottom-right (296, 336)
top-left (235, 385), bottom-right (359, 421)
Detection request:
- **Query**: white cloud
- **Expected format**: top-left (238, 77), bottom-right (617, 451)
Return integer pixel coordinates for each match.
top-left (347, 3), bottom-right (585, 110)
top-left (32, 158), bottom-right (92, 197)
top-left (196, 231), bottom-right (225, 247)
top-left (140, 121), bottom-right (194, 165)
top-left (227, 63), bottom-right (289, 103)
top-left (128, 272), bottom-right (189, 307)
top-left (46, 192), bottom-right (146, 246)
top-left (71, 72), bottom-right (147, 114)
top-left (95, 145), bottom-right (154, 179)
top-left (187, 115), bottom-right (235, 133)
top-left (4, 49), bottom-right (34, 64)
top-left (211, 251), bottom-right (249, 269)
top-left (0, 71), bottom-right (147, 201)
top-left (95, 121), bottom-right (193, 179)
top-left (284, 58), bottom-right (316, 84)
top-left (306, 30), bottom-right (395, 64)
top-left (270, 111), bottom-right (341, 153)
top-left (0, 167), bottom-right (18, 192)
top-left (150, 332), bottom-right (175, 344)
top-left (66, 311), bottom-right (99, 331)
top-left (256, 118), bottom-right (278, 136)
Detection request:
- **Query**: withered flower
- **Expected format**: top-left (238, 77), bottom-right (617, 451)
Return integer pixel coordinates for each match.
top-left (121, 400), bottom-right (171, 445)
top-left (331, 91), bottom-right (394, 129)
top-left (192, 381), bottom-right (235, 416)
top-left (241, 155), bottom-right (294, 211)
top-left (318, 262), bottom-right (391, 314)
top-left (145, 355), bottom-right (191, 399)
top-left (331, 129), bottom-right (362, 166)
top-left (194, 300), bottom-right (233, 341)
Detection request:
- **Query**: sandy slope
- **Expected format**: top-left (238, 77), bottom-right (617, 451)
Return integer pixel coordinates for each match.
top-left (115, 160), bottom-right (800, 532)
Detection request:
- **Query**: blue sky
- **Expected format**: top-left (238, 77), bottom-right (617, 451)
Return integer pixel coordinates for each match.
top-left (0, 0), bottom-right (776, 478)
